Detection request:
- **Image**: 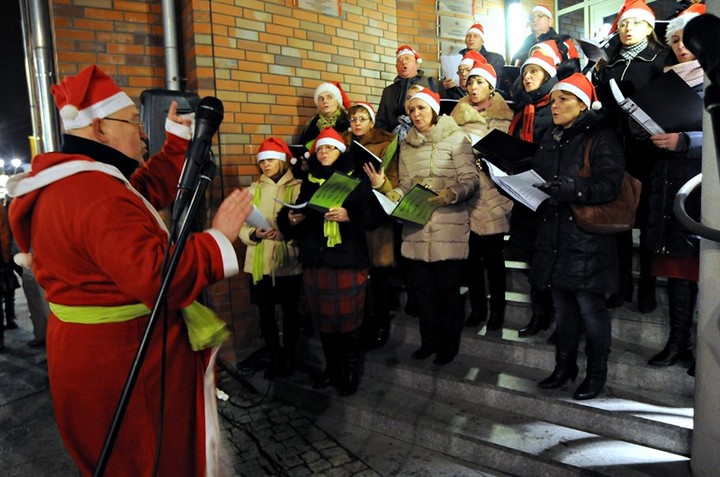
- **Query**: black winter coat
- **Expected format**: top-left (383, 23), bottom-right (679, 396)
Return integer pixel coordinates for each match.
top-left (298, 113), bottom-right (351, 147)
top-left (529, 112), bottom-right (625, 294)
top-left (276, 153), bottom-right (385, 270)
top-left (375, 71), bottom-right (435, 132)
top-left (645, 81), bottom-right (703, 258)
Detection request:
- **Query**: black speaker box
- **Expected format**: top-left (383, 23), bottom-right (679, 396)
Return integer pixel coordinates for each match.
top-left (140, 89), bottom-right (201, 157)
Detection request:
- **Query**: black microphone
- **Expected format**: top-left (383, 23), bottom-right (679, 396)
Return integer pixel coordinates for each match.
top-left (684, 14), bottom-right (720, 92)
top-left (172, 96), bottom-right (224, 223)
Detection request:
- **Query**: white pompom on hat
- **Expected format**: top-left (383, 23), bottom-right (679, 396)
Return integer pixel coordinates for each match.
top-left (257, 137), bottom-right (292, 162)
top-left (466, 23), bottom-right (485, 40)
top-left (409, 89), bottom-right (440, 115)
top-left (50, 65), bottom-right (135, 130)
top-left (396, 44), bottom-right (422, 64)
top-left (665, 3), bottom-right (706, 45)
top-left (312, 127), bottom-right (347, 154)
top-left (551, 72), bottom-right (602, 111)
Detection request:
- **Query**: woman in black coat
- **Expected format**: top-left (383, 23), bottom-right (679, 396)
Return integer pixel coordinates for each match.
top-left (277, 127), bottom-right (385, 396)
top-left (531, 74), bottom-right (625, 400)
top-left (591, 0), bottom-right (668, 312)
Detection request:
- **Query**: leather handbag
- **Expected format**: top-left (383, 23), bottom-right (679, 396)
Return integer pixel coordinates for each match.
top-left (570, 136), bottom-right (642, 234)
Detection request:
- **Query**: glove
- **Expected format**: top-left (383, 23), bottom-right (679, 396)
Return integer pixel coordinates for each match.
top-left (533, 177), bottom-right (577, 202)
top-left (385, 190), bottom-right (402, 203)
top-left (427, 188), bottom-right (456, 207)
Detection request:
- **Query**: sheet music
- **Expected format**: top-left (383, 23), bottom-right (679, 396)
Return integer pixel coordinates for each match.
top-left (484, 160), bottom-right (549, 211)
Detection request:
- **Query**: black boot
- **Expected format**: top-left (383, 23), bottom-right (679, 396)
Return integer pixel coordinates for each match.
top-left (339, 330), bottom-right (361, 396)
top-left (573, 360), bottom-right (607, 400)
top-left (648, 279), bottom-right (696, 366)
top-left (519, 314), bottom-right (552, 337)
top-left (314, 333), bottom-right (342, 389)
top-left (485, 298), bottom-right (505, 332)
top-left (539, 348), bottom-right (579, 389)
top-left (464, 307), bottom-right (487, 327)
top-left (637, 277), bottom-right (657, 314)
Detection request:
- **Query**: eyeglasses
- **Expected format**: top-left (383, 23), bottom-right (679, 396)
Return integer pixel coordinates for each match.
top-left (528, 13), bottom-right (549, 21)
top-left (316, 145), bottom-right (337, 154)
top-left (350, 117), bottom-right (370, 123)
top-left (104, 117), bottom-right (145, 133)
top-left (618, 19), bottom-right (646, 30)
top-left (457, 67), bottom-right (472, 75)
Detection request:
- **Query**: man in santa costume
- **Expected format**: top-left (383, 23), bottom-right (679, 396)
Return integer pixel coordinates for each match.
top-left (7, 65), bottom-right (252, 476)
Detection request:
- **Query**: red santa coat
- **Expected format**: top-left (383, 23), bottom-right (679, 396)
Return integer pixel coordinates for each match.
top-left (8, 131), bottom-right (237, 476)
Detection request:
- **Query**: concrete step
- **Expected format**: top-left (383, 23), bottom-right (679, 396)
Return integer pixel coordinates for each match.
top-left (261, 356), bottom-right (691, 477)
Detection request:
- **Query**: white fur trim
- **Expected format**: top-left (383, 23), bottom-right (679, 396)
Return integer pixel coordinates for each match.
top-left (467, 27), bottom-right (484, 39)
top-left (666, 13), bottom-right (700, 44)
top-left (522, 57), bottom-right (557, 78)
top-left (552, 82), bottom-right (591, 108)
top-left (467, 67), bottom-right (497, 89)
top-left (619, 8), bottom-right (655, 30)
top-left (411, 92), bottom-right (440, 114)
top-left (257, 150), bottom-right (287, 162)
top-left (61, 91), bottom-right (135, 130)
top-left (355, 103), bottom-right (376, 123)
top-left (165, 117), bottom-right (192, 140)
top-left (314, 83), bottom-right (342, 108)
top-left (530, 6), bottom-right (553, 19)
top-left (204, 348), bottom-right (221, 477)
top-left (14, 253), bottom-right (33, 269)
top-left (315, 136), bottom-right (346, 152)
top-left (532, 43), bottom-right (561, 64)
top-left (206, 229), bottom-right (240, 278)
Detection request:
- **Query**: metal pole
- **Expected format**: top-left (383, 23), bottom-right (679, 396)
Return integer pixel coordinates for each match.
top-left (161, 0), bottom-right (181, 91)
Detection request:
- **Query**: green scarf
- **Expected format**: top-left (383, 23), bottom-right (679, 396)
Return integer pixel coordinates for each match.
top-left (316, 109), bottom-right (342, 131)
top-left (308, 173), bottom-right (341, 247)
top-left (251, 183), bottom-right (294, 284)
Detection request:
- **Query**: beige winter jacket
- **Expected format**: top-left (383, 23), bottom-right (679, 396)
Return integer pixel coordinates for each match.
top-left (392, 115), bottom-right (479, 262)
top-left (451, 95), bottom-right (514, 236)
top-left (240, 169), bottom-right (303, 279)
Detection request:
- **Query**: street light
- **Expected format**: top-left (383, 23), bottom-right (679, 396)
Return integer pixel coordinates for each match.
top-left (11, 158), bottom-right (21, 174)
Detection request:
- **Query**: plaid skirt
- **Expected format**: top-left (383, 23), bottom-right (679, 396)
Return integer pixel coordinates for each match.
top-left (303, 267), bottom-right (367, 333)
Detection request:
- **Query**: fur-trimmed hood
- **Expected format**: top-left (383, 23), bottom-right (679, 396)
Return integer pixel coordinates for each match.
top-left (451, 94), bottom-right (513, 127)
top-left (405, 115), bottom-right (465, 148)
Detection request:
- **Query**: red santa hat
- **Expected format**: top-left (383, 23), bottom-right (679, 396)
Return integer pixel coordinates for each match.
top-left (314, 81), bottom-right (351, 110)
top-left (396, 45), bottom-right (422, 64)
top-left (312, 127), bottom-right (347, 154)
top-left (665, 3), bottom-right (706, 44)
top-left (257, 137), bottom-right (292, 162)
top-left (551, 72), bottom-right (602, 111)
top-left (467, 59), bottom-right (497, 89)
top-left (50, 65), bottom-right (135, 130)
top-left (410, 89), bottom-right (440, 115)
top-left (460, 50), bottom-right (486, 68)
top-left (611, 0), bottom-right (655, 34)
top-left (353, 101), bottom-right (376, 124)
top-left (530, 39), bottom-right (580, 65)
top-left (466, 23), bottom-right (485, 40)
top-left (522, 51), bottom-right (557, 78)
top-left (530, 5), bottom-right (553, 20)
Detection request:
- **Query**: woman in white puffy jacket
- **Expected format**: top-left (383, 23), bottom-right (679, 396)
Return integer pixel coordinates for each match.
top-left (387, 89), bottom-right (479, 365)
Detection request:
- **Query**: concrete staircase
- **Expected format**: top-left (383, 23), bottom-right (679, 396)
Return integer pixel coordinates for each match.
top-left (247, 257), bottom-right (695, 476)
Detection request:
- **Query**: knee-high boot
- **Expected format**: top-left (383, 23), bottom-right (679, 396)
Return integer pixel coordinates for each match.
top-left (314, 332), bottom-right (342, 389)
top-left (519, 287), bottom-right (554, 337)
top-left (539, 347), bottom-right (579, 389)
top-left (258, 302), bottom-right (283, 380)
top-left (339, 329), bottom-right (362, 396)
top-left (648, 278), bottom-right (696, 366)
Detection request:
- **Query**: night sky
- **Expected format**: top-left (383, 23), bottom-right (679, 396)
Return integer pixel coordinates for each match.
top-left (0, 1), bottom-right (32, 162)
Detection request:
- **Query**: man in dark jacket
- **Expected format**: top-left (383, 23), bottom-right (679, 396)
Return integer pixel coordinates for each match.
top-left (375, 45), bottom-right (435, 132)
top-left (512, 5), bottom-right (568, 66)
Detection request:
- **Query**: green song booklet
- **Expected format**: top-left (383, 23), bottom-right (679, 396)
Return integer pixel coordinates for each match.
top-left (276, 171), bottom-right (360, 212)
top-left (373, 183), bottom-right (439, 225)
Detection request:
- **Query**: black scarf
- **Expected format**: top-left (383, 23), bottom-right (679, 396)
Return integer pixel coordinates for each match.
top-left (60, 134), bottom-right (139, 180)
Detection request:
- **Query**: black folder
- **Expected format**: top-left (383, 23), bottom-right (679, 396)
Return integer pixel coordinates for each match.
top-left (472, 129), bottom-right (538, 174)
top-left (288, 144), bottom-right (308, 159)
top-left (351, 140), bottom-right (383, 170)
top-left (628, 70), bottom-right (703, 133)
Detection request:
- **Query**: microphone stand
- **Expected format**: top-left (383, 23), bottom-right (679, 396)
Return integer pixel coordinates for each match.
top-left (94, 161), bottom-right (217, 476)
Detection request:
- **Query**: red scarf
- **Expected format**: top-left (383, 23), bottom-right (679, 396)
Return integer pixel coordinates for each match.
top-left (509, 94), bottom-right (551, 142)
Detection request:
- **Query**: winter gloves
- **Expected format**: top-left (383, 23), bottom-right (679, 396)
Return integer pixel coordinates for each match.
top-left (534, 176), bottom-right (577, 202)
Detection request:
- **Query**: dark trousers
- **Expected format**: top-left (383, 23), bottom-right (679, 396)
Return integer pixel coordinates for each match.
top-left (552, 289), bottom-right (611, 370)
top-left (407, 259), bottom-right (464, 357)
top-left (251, 275), bottom-right (302, 354)
top-left (467, 232), bottom-right (506, 316)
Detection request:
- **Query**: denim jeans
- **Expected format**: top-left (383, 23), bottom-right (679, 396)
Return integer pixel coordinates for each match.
top-left (551, 289), bottom-right (611, 368)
